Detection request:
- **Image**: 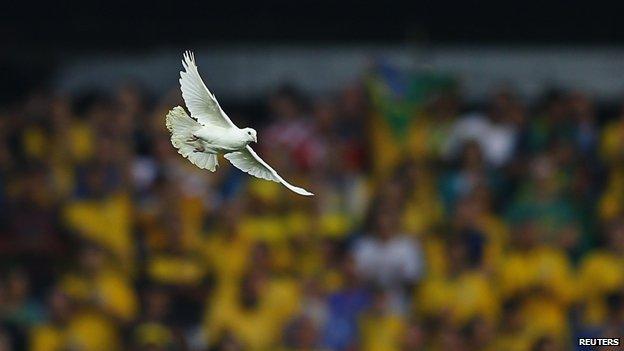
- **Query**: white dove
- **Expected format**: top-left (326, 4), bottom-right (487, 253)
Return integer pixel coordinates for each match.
top-left (165, 51), bottom-right (314, 196)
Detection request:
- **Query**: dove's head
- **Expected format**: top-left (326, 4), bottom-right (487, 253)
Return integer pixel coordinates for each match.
top-left (243, 128), bottom-right (258, 143)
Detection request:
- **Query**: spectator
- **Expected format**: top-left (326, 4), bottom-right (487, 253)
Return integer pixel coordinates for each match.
top-left (577, 219), bottom-right (624, 327)
top-left (0, 268), bottom-right (43, 350)
top-left (446, 89), bottom-right (521, 167)
top-left (322, 254), bottom-right (371, 350)
top-left (353, 197), bottom-right (424, 312)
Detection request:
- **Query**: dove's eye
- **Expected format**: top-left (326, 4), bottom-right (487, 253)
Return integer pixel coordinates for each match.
top-left (248, 131), bottom-right (252, 135)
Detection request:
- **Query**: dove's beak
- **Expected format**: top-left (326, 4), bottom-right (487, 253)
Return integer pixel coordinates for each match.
top-left (253, 135), bottom-right (258, 143)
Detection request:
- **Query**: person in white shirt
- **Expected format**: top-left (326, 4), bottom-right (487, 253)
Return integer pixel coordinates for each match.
top-left (352, 200), bottom-right (424, 313)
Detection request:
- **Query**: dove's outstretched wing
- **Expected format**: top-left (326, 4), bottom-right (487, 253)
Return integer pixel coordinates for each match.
top-left (224, 146), bottom-right (314, 196)
top-left (179, 51), bottom-right (236, 129)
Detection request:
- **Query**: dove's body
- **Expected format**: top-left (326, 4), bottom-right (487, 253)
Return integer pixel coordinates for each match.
top-left (165, 51), bottom-right (314, 196)
top-left (193, 125), bottom-right (250, 153)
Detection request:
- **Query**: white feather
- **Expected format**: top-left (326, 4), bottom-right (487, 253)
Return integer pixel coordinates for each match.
top-left (224, 146), bottom-right (314, 196)
top-left (179, 51), bottom-right (236, 129)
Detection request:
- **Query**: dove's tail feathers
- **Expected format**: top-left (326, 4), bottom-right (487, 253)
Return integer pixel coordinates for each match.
top-left (166, 106), bottom-right (218, 172)
top-left (188, 152), bottom-right (218, 171)
top-left (166, 106), bottom-right (198, 140)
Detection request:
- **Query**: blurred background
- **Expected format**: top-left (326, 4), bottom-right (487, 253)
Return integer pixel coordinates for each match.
top-left (2, 2), bottom-right (624, 350)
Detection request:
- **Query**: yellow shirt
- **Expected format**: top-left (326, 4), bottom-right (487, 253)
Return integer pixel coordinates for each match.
top-left (600, 119), bottom-right (624, 163)
top-left (23, 126), bottom-right (47, 159)
top-left (422, 235), bottom-right (447, 278)
top-left (64, 194), bottom-right (134, 272)
top-left (66, 311), bottom-right (121, 351)
top-left (147, 253), bottom-right (206, 286)
top-left (133, 322), bottom-right (174, 348)
top-left (31, 313), bottom-right (123, 351)
top-left (206, 278), bottom-right (300, 350)
top-left (402, 184), bottom-right (444, 236)
top-left (497, 246), bottom-right (575, 304)
top-left (68, 121), bottom-right (95, 161)
top-left (492, 331), bottom-right (533, 351)
top-left (521, 298), bottom-right (569, 339)
top-left (360, 313), bottom-right (406, 351)
top-left (31, 324), bottom-right (65, 351)
top-left (598, 169), bottom-right (624, 221)
top-left (60, 269), bottom-right (138, 322)
top-left (319, 212), bottom-right (353, 238)
top-left (578, 250), bottom-right (624, 297)
top-left (417, 270), bottom-right (499, 325)
top-left (477, 214), bottom-right (508, 270)
top-left (240, 215), bottom-right (288, 243)
top-left (180, 196), bottom-right (206, 248)
top-left (204, 231), bottom-right (253, 285)
top-left (577, 250), bottom-right (624, 325)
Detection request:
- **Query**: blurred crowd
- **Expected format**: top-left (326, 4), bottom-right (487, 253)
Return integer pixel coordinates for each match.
top-left (0, 71), bottom-right (624, 351)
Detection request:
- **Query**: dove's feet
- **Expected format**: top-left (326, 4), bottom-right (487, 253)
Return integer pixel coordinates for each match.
top-left (193, 146), bottom-right (206, 153)
top-left (187, 135), bottom-right (199, 142)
